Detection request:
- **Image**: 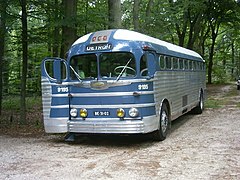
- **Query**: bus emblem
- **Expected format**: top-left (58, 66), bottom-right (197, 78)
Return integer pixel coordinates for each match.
top-left (90, 81), bottom-right (107, 89)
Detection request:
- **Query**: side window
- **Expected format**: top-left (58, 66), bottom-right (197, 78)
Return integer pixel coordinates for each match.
top-left (179, 59), bottom-right (184, 70)
top-left (193, 61), bottom-right (197, 70)
top-left (159, 55), bottom-right (165, 69)
top-left (189, 60), bottom-right (193, 70)
top-left (173, 57), bottom-right (178, 69)
top-left (45, 60), bottom-right (54, 78)
top-left (140, 54), bottom-right (148, 76)
top-left (166, 56), bottom-right (172, 69)
top-left (44, 59), bottom-right (67, 80)
top-left (184, 59), bottom-right (189, 70)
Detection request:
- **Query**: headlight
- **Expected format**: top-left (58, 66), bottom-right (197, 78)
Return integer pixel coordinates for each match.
top-left (70, 108), bottom-right (77, 117)
top-left (80, 108), bottom-right (88, 118)
top-left (116, 108), bottom-right (125, 118)
top-left (129, 107), bottom-right (139, 117)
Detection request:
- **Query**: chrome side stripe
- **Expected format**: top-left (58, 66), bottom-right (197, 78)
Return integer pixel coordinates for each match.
top-left (51, 91), bottom-right (154, 97)
top-left (51, 103), bottom-right (155, 109)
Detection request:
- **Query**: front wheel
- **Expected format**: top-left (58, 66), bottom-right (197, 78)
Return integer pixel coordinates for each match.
top-left (152, 103), bottom-right (170, 141)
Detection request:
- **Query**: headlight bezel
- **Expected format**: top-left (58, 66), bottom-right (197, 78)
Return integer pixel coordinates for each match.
top-left (129, 107), bottom-right (139, 118)
top-left (80, 108), bottom-right (88, 118)
top-left (70, 108), bottom-right (78, 118)
top-left (116, 108), bottom-right (125, 118)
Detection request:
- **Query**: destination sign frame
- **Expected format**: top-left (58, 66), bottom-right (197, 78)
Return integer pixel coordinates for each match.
top-left (85, 43), bottom-right (113, 52)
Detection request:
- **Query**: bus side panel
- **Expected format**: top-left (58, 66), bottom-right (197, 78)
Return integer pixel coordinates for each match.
top-left (41, 77), bottom-right (68, 133)
top-left (153, 70), bottom-right (187, 120)
top-left (153, 70), bottom-right (205, 120)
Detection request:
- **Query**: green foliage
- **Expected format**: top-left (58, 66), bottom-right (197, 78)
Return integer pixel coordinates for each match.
top-left (2, 96), bottom-right (42, 111)
top-left (1, 0), bottom-right (240, 98)
top-left (205, 98), bottom-right (223, 109)
top-left (212, 66), bottom-right (229, 84)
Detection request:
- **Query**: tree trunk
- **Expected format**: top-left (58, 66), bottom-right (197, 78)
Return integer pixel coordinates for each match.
top-left (20, 0), bottom-right (28, 124)
top-left (108, 0), bottom-right (121, 29)
top-left (60, 0), bottom-right (77, 59)
top-left (176, 11), bottom-right (188, 47)
top-left (133, 0), bottom-right (140, 31)
top-left (144, 0), bottom-right (153, 33)
top-left (208, 40), bottom-right (215, 84)
top-left (187, 11), bottom-right (201, 50)
top-left (231, 41), bottom-right (235, 79)
top-left (53, 0), bottom-right (60, 57)
top-left (0, 0), bottom-right (7, 116)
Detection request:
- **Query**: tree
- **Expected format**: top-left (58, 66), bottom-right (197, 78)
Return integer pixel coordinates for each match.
top-left (133, 0), bottom-right (140, 31)
top-left (108, 0), bottom-right (121, 29)
top-left (0, 0), bottom-right (7, 115)
top-left (53, 0), bottom-right (61, 57)
top-left (205, 0), bottom-right (237, 84)
top-left (20, 0), bottom-right (28, 124)
top-left (60, 0), bottom-right (77, 58)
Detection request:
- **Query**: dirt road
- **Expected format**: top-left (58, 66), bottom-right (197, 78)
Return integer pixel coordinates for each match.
top-left (0, 84), bottom-right (240, 180)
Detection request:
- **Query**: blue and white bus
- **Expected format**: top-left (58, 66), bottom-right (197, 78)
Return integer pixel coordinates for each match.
top-left (41, 29), bottom-right (206, 141)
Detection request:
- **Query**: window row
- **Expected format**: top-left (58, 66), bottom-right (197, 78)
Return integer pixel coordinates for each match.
top-left (159, 55), bottom-right (205, 71)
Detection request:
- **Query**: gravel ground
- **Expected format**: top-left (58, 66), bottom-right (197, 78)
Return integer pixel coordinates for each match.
top-left (0, 84), bottom-right (240, 180)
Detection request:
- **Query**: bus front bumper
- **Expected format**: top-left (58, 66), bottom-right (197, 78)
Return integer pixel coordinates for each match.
top-left (68, 116), bottom-right (158, 134)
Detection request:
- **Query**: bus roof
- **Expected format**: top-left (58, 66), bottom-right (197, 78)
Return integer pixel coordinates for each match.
top-left (72, 29), bottom-right (203, 61)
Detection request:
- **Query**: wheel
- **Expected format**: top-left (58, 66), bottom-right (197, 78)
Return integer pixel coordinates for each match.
top-left (152, 103), bottom-right (170, 141)
top-left (192, 92), bottom-right (204, 114)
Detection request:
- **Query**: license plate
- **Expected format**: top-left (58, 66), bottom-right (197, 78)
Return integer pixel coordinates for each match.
top-left (94, 111), bottom-right (110, 116)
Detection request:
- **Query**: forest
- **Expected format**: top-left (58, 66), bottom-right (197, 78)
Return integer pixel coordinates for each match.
top-left (0, 0), bottom-right (240, 124)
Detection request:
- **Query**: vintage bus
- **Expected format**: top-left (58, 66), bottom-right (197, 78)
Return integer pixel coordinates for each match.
top-left (41, 29), bottom-right (206, 141)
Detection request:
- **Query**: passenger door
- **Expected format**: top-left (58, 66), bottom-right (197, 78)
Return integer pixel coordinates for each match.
top-left (41, 58), bottom-right (69, 133)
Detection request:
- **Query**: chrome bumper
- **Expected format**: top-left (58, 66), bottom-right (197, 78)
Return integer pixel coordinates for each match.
top-left (68, 115), bottom-right (158, 134)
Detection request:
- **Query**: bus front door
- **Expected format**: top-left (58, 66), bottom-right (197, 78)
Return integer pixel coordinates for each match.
top-left (41, 58), bottom-right (69, 133)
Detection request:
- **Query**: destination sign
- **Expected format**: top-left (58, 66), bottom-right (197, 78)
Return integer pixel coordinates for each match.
top-left (85, 43), bottom-right (112, 52)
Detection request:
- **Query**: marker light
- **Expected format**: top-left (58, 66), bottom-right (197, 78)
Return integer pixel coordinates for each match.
top-left (117, 108), bottom-right (125, 118)
top-left (129, 107), bottom-right (139, 118)
top-left (92, 37), bottom-right (96, 42)
top-left (70, 108), bottom-right (77, 118)
top-left (80, 108), bottom-right (88, 118)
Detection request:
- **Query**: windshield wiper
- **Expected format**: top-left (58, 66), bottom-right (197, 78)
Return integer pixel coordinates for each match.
top-left (115, 58), bottom-right (132, 82)
top-left (70, 65), bottom-right (82, 82)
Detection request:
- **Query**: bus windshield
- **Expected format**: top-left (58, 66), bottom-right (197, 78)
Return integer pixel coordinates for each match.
top-left (70, 52), bottom-right (136, 80)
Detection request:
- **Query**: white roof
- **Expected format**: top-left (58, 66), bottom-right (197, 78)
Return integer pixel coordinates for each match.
top-left (113, 29), bottom-right (202, 59)
top-left (72, 33), bottom-right (92, 46)
top-left (71, 29), bottom-right (202, 60)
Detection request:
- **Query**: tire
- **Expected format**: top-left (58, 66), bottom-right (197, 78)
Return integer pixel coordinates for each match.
top-left (192, 92), bottom-right (204, 114)
top-left (152, 103), bottom-right (170, 141)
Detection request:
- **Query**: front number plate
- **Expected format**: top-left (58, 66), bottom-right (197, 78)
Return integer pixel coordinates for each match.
top-left (94, 111), bottom-right (110, 116)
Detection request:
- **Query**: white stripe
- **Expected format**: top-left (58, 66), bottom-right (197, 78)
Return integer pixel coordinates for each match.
top-left (51, 91), bottom-right (154, 97)
top-left (69, 103), bottom-right (156, 109)
top-left (50, 103), bottom-right (156, 109)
